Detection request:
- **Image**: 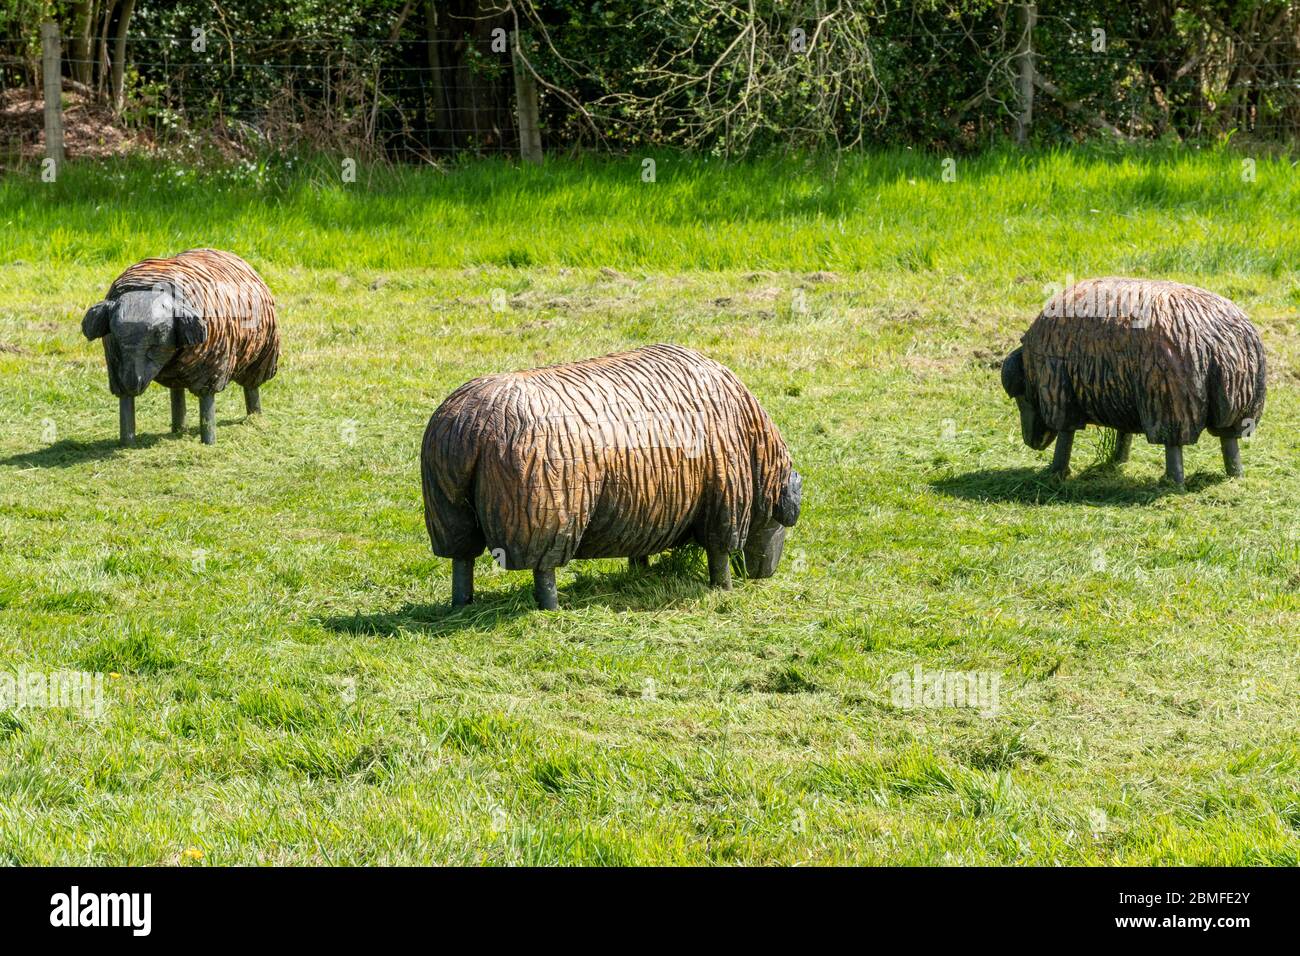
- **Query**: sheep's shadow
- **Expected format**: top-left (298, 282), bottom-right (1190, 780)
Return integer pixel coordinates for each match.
top-left (1, 418), bottom-right (257, 469)
top-left (0, 435), bottom-right (163, 468)
top-left (932, 465), bottom-right (1228, 506)
top-left (322, 562), bottom-right (718, 636)
top-left (321, 596), bottom-right (533, 638)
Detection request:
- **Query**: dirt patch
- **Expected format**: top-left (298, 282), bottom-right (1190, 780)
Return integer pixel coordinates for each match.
top-left (0, 82), bottom-right (152, 164)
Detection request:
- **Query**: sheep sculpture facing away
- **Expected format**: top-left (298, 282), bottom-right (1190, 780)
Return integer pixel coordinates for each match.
top-left (1002, 277), bottom-right (1266, 485)
top-left (421, 344), bottom-right (802, 610)
top-left (82, 248), bottom-right (280, 446)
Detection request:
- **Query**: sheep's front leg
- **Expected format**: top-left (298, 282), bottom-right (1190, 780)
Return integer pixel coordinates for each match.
top-left (533, 568), bottom-right (559, 611)
top-left (170, 388), bottom-right (187, 435)
top-left (707, 548), bottom-right (732, 590)
top-left (1050, 429), bottom-right (1074, 477)
top-left (1110, 431), bottom-right (1132, 465)
top-left (118, 396), bottom-right (136, 447)
top-left (451, 558), bottom-right (474, 607)
top-left (1164, 444), bottom-right (1184, 485)
top-left (1221, 436), bottom-right (1243, 478)
top-left (244, 386), bottom-right (261, 416)
top-left (629, 556), bottom-right (650, 572)
top-left (199, 394), bottom-right (216, 445)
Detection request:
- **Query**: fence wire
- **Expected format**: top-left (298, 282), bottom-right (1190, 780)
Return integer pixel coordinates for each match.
top-left (1, 27), bottom-right (1297, 164)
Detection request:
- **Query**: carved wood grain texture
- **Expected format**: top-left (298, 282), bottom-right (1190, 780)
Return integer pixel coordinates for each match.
top-left (1022, 277), bottom-right (1266, 445)
top-left (107, 248), bottom-right (280, 395)
top-left (421, 344), bottom-right (796, 571)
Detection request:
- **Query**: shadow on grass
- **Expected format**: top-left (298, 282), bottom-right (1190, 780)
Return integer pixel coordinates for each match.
top-left (1, 416), bottom-right (258, 469)
top-left (932, 465), bottom-right (1228, 505)
top-left (321, 595), bottom-right (534, 638)
top-left (0, 435), bottom-right (165, 468)
top-left (322, 561), bottom-right (715, 637)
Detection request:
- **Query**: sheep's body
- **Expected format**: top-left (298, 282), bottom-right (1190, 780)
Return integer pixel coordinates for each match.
top-left (421, 344), bottom-right (800, 608)
top-left (1003, 277), bottom-right (1266, 484)
top-left (106, 248), bottom-right (280, 396)
top-left (1024, 277), bottom-right (1265, 444)
top-left (84, 248), bottom-right (280, 445)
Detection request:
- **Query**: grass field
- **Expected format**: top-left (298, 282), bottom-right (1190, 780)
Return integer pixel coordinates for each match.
top-left (0, 147), bottom-right (1297, 864)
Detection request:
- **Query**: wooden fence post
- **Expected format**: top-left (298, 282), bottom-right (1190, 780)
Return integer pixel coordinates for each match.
top-left (41, 21), bottom-right (64, 169)
top-left (1014, 3), bottom-right (1036, 145)
top-left (511, 31), bottom-right (543, 164)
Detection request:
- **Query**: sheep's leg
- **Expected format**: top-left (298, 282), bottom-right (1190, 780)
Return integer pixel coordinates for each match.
top-left (1164, 445), bottom-right (1184, 485)
top-left (533, 568), bottom-right (559, 610)
top-left (170, 388), bottom-right (187, 435)
top-left (118, 396), bottom-right (136, 447)
top-left (199, 393), bottom-right (216, 445)
top-left (1221, 436), bottom-right (1243, 478)
top-left (1110, 431), bottom-right (1132, 465)
top-left (1050, 429), bottom-right (1074, 477)
top-left (629, 556), bottom-right (649, 572)
top-left (451, 558), bottom-right (474, 607)
top-left (243, 386), bottom-right (261, 416)
top-left (707, 548), bottom-right (733, 590)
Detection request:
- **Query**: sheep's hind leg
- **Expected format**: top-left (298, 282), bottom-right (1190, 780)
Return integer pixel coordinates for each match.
top-left (1110, 431), bottom-right (1132, 465)
top-left (170, 388), bottom-right (187, 435)
top-left (118, 396), bottom-right (136, 447)
top-left (1050, 429), bottom-right (1074, 477)
top-left (243, 386), bottom-right (261, 416)
top-left (707, 548), bottom-right (733, 590)
top-left (629, 556), bottom-right (650, 572)
top-left (199, 394), bottom-right (216, 445)
top-left (451, 559), bottom-right (474, 607)
top-left (1164, 445), bottom-right (1184, 486)
top-left (1221, 436), bottom-right (1243, 478)
top-left (533, 569), bottom-right (559, 610)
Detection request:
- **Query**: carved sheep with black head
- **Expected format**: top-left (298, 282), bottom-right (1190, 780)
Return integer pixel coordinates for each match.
top-left (82, 248), bottom-right (280, 446)
top-left (421, 344), bottom-right (802, 610)
top-left (1002, 277), bottom-right (1265, 485)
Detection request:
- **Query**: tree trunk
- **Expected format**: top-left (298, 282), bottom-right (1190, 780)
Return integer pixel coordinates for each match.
top-left (111, 0), bottom-right (135, 113)
top-left (68, 1), bottom-right (95, 86)
top-left (96, 0), bottom-right (115, 100)
top-left (426, 0), bottom-right (449, 147)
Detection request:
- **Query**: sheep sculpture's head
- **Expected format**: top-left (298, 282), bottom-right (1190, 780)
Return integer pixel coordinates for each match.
top-left (1000, 346), bottom-right (1056, 451)
top-left (743, 468), bottom-right (802, 579)
top-left (82, 287), bottom-right (206, 396)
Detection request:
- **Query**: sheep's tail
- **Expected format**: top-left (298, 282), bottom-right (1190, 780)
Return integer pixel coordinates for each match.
top-left (420, 380), bottom-right (490, 560)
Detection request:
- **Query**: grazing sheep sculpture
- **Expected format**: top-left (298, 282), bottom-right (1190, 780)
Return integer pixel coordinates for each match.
top-left (1002, 277), bottom-right (1265, 485)
top-left (421, 344), bottom-right (802, 610)
top-left (81, 248), bottom-right (280, 446)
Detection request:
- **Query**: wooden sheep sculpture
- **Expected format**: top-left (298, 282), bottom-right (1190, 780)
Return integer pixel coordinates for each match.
top-left (81, 248), bottom-right (280, 446)
top-left (421, 344), bottom-right (802, 610)
top-left (1002, 277), bottom-right (1265, 485)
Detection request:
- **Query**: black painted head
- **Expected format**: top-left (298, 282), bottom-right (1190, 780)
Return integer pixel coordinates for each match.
top-left (744, 469), bottom-right (802, 579)
top-left (82, 287), bottom-right (205, 396)
top-left (1000, 346), bottom-right (1055, 451)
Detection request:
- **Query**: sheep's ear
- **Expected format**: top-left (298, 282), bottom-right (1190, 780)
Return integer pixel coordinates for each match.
top-left (774, 469), bottom-right (802, 527)
top-left (173, 303), bottom-right (207, 347)
top-left (1001, 347), bottom-right (1026, 398)
top-left (81, 300), bottom-right (117, 340)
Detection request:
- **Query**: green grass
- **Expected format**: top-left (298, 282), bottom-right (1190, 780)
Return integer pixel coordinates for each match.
top-left (0, 147), bottom-right (1297, 864)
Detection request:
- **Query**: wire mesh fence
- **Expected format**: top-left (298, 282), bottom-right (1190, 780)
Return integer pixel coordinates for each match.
top-left (1, 19), bottom-right (1298, 166)
top-left (85, 34), bottom-right (510, 159)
